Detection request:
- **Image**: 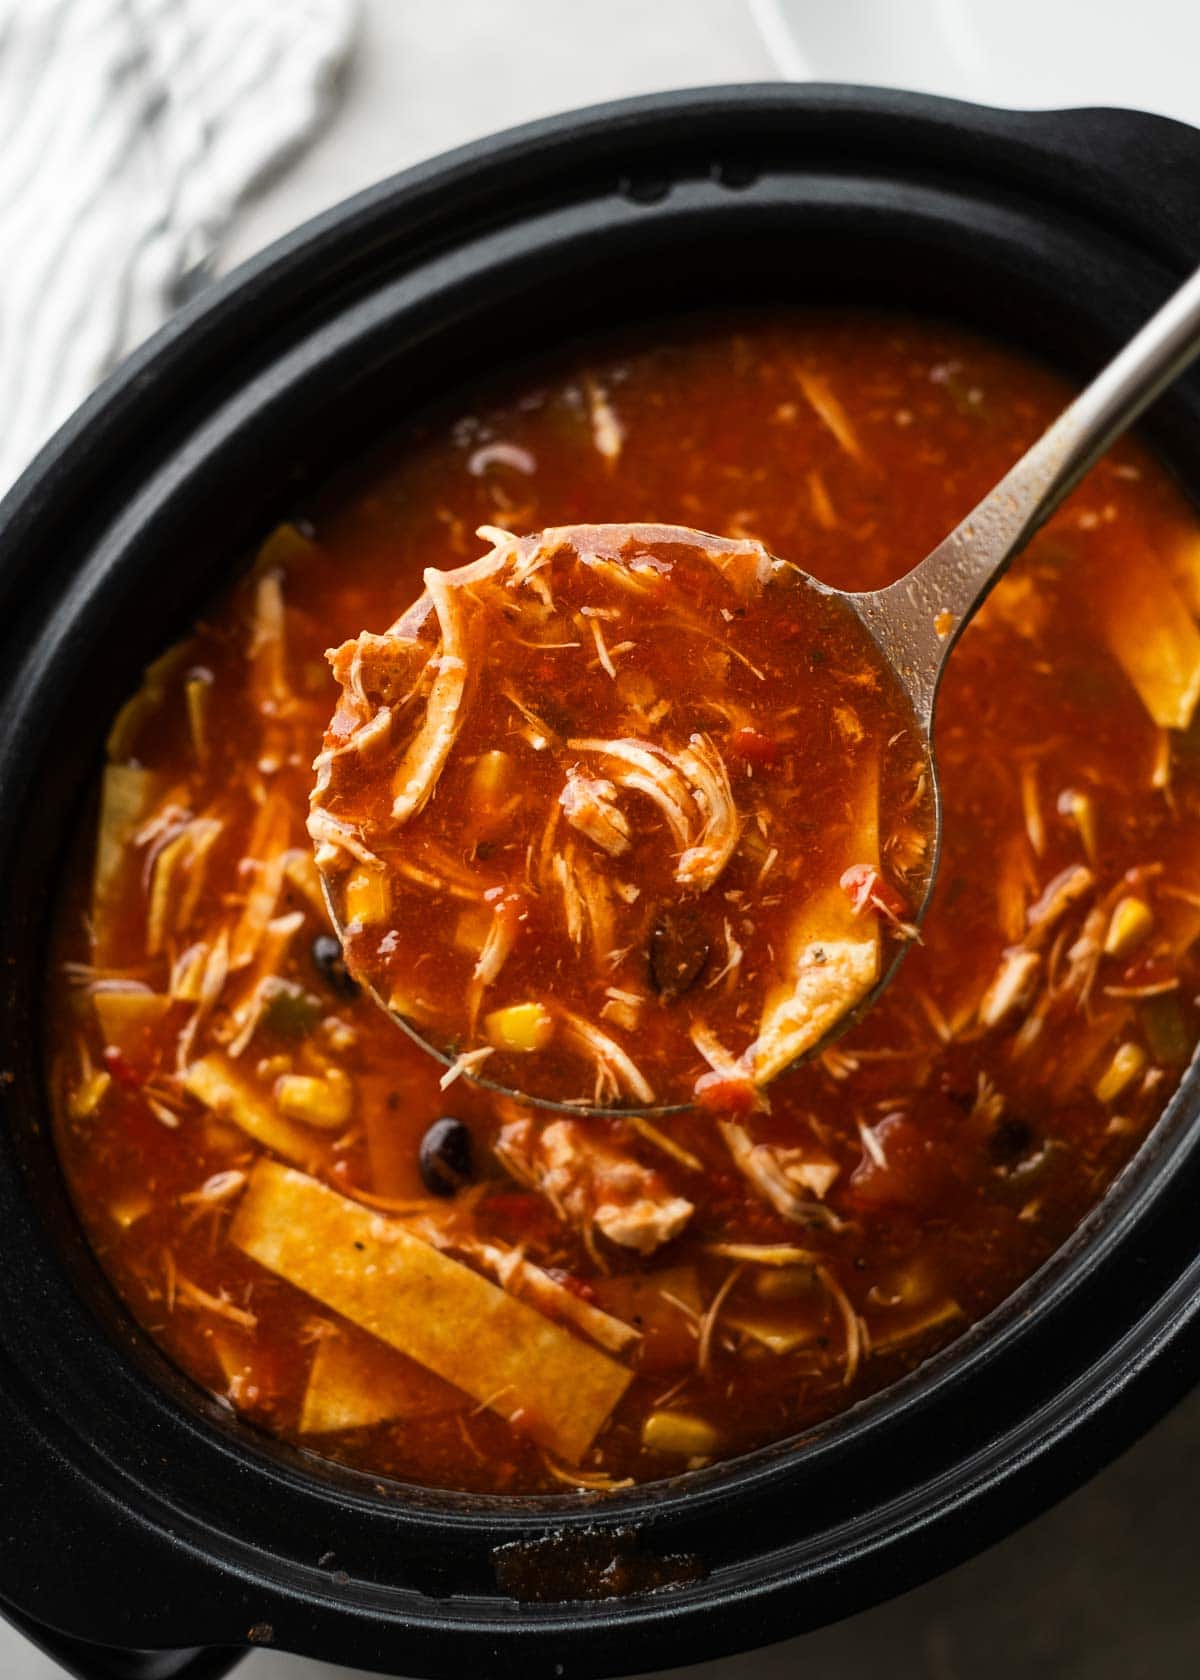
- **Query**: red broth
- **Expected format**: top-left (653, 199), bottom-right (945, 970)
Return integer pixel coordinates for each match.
top-left (47, 311), bottom-right (1200, 1494)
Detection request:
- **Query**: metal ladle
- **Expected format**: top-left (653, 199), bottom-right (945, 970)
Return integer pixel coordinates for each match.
top-left (332, 266), bottom-right (1200, 1115)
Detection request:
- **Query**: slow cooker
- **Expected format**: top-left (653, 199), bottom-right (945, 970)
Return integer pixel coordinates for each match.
top-left (3, 83), bottom-right (1200, 1680)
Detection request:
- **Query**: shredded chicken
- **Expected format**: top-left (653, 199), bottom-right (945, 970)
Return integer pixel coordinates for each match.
top-left (568, 731), bottom-right (740, 891)
top-left (390, 568), bottom-right (476, 822)
top-left (570, 736), bottom-right (697, 847)
top-left (552, 845), bottom-right (616, 962)
top-left (697, 1265), bottom-right (744, 1373)
top-left (471, 896), bottom-right (522, 990)
top-left (1023, 864), bottom-right (1095, 950)
top-left (584, 374), bottom-right (625, 465)
top-left (977, 948), bottom-right (1041, 1029)
top-left (675, 733), bottom-right (740, 890)
top-left (407, 1221), bottom-right (640, 1357)
top-left (719, 1119), bottom-right (842, 1229)
top-left (558, 1007), bottom-right (655, 1106)
top-left (795, 368), bottom-right (865, 463)
top-left (559, 768), bottom-right (632, 856)
top-left (496, 1117), bottom-right (692, 1255)
top-left (175, 1275), bottom-right (257, 1331)
top-left (220, 911), bottom-right (305, 1057)
top-left (690, 1021), bottom-right (767, 1113)
top-left (438, 1045), bottom-right (495, 1090)
top-left (146, 816), bottom-right (223, 956)
top-left (230, 794), bottom-right (292, 968)
top-left (306, 807), bottom-right (382, 873)
top-left (816, 1263), bottom-right (864, 1384)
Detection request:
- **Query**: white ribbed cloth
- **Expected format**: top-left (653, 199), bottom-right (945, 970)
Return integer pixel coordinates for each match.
top-left (0, 0), bottom-right (357, 493)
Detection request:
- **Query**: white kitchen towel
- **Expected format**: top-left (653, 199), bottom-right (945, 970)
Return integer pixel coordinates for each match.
top-left (0, 0), bottom-right (357, 493)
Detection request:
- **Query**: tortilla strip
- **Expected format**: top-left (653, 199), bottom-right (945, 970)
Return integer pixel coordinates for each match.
top-left (1162, 526), bottom-right (1200, 620)
top-left (727, 1312), bottom-right (823, 1354)
top-left (1089, 542), bottom-right (1200, 729)
top-left (300, 1332), bottom-right (464, 1434)
top-left (748, 761), bottom-right (880, 1082)
top-left (389, 566), bottom-right (479, 823)
top-left (231, 1161), bottom-right (632, 1461)
top-left (230, 792), bottom-right (293, 969)
top-left (92, 764), bottom-right (162, 961)
top-left (92, 985), bottom-right (171, 1054)
top-left (184, 1054), bottom-right (325, 1171)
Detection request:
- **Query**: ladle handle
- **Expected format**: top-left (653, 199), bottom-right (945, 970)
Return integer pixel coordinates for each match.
top-left (851, 263), bottom-right (1200, 723)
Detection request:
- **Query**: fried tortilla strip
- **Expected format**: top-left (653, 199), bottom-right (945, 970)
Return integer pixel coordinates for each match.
top-left (231, 1161), bottom-right (632, 1461)
top-left (748, 761), bottom-right (880, 1083)
top-left (300, 1331), bottom-right (464, 1434)
top-left (92, 764), bottom-right (163, 961)
top-left (92, 985), bottom-right (171, 1055)
top-left (1162, 525), bottom-right (1200, 620)
top-left (1089, 541), bottom-right (1200, 729)
top-left (184, 1054), bottom-right (325, 1171)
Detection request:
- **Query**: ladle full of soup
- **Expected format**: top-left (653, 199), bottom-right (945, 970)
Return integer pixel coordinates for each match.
top-left (311, 262), bottom-right (1200, 1115)
top-left (309, 523), bottom-right (933, 1113)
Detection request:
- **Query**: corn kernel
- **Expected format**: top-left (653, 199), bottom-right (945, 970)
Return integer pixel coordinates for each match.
top-left (1093, 1041), bottom-right (1147, 1105)
top-left (343, 869), bottom-right (391, 926)
top-left (470, 749), bottom-right (514, 806)
top-left (484, 1002), bottom-right (554, 1053)
top-left (275, 1070), bottom-right (355, 1129)
top-left (641, 1410), bottom-right (719, 1457)
top-left (1103, 895), bottom-right (1154, 958)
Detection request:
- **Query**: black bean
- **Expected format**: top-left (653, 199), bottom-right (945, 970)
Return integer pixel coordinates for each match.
top-left (987, 1117), bottom-right (1035, 1167)
top-left (649, 907), bottom-right (711, 1002)
top-left (419, 1117), bottom-right (474, 1197)
top-left (311, 932), bottom-right (358, 998)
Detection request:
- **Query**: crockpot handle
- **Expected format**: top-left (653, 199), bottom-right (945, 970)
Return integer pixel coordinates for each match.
top-left (1015, 104), bottom-right (1200, 266)
top-left (0, 1602), bottom-right (242, 1680)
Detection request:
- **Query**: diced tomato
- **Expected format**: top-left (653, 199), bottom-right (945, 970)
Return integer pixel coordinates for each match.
top-left (729, 727), bottom-right (778, 767)
top-left (848, 1112), bottom-right (947, 1211)
top-left (840, 864), bottom-right (908, 920)
top-left (101, 1045), bottom-right (143, 1089)
top-left (693, 1070), bottom-right (760, 1115)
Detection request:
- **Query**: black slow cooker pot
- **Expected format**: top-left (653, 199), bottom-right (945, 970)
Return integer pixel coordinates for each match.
top-left (3, 82), bottom-right (1200, 1680)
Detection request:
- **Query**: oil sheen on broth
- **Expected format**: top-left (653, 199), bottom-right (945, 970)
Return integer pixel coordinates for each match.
top-left (47, 312), bottom-right (1200, 1494)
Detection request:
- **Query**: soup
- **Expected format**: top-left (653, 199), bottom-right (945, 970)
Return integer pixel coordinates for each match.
top-left (310, 522), bottom-right (930, 1110)
top-left (47, 312), bottom-right (1200, 1494)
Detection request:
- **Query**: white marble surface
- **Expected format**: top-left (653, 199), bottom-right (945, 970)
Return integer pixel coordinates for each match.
top-left (7, 0), bottom-right (1200, 1675)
